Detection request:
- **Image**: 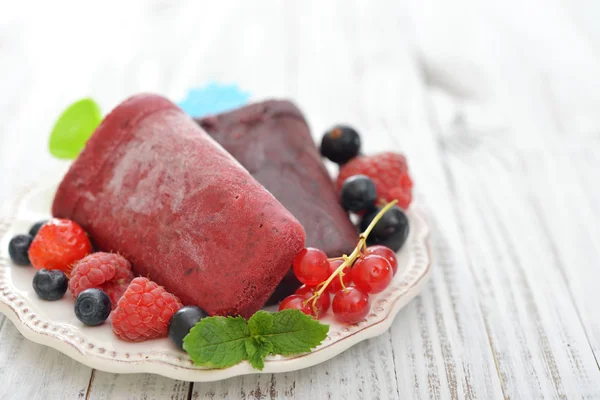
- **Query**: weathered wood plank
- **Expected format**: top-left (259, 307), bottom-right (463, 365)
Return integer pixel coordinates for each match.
top-left (438, 144), bottom-right (600, 398)
top-left (87, 372), bottom-right (191, 400)
top-left (193, 334), bottom-right (400, 400)
top-left (423, 85), bottom-right (600, 398)
top-left (525, 140), bottom-right (600, 370)
top-left (412, 0), bottom-right (600, 397)
top-left (0, 320), bottom-right (92, 400)
top-left (351, 2), bottom-right (505, 398)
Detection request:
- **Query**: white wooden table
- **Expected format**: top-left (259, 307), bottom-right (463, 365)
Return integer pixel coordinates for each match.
top-left (1, 1), bottom-right (600, 398)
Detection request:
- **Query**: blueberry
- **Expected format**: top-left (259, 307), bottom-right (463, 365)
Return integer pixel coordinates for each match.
top-left (29, 220), bottom-right (48, 237)
top-left (360, 205), bottom-right (409, 252)
top-left (8, 234), bottom-right (33, 265)
top-left (74, 289), bottom-right (111, 326)
top-left (32, 269), bottom-right (68, 300)
top-left (340, 175), bottom-right (378, 212)
top-left (168, 306), bottom-right (208, 349)
top-left (320, 125), bottom-right (361, 165)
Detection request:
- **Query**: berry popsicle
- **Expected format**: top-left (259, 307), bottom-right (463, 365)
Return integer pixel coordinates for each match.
top-left (197, 100), bottom-right (358, 300)
top-left (52, 94), bottom-right (306, 318)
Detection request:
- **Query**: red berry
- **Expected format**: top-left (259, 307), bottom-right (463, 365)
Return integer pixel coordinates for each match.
top-left (292, 248), bottom-right (330, 286)
top-left (28, 218), bottom-right (92, 276)
top-left (366, 245), bottom-right (398, 275)
top-left (316, 293), bottom-right (331, 316)
top-left (295, 285), bottom-right (330, 318)
top-left (111, 277), bottom-right (183, 342)
top-left (279, 294), bottom-right (313, 316)
top-left (102, 280), bottom-right (132, 309)
top-left (337, 152), bottom-right (413, 209)
top-left (69, 252), bottom-right (134, 309)
top-left (332, 287), bottom-right (370, 324)
top-left (294, 284), bottom-right (319, 298)
top-left (387, 187), bottom-right (412, 210)
top-left (326, 260), bottom-right (353, 294)
top-left (352, 255), bottom-right (393, 293)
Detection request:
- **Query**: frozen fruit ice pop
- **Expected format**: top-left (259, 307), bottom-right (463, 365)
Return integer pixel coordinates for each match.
top-left (197, 100), bottom-right (358, 301)
top-left (52, 94), bottom-right (306, 318)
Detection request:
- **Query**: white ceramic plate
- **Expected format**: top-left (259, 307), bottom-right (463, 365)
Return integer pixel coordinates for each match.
top-left (0, 175), bottom-right (431, 382)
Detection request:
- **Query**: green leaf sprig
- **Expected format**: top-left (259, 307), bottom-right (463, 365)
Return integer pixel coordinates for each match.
top-left (183, 309), bottom-right (329, 370)
top-left (49, 98), bottom-right (102, 159)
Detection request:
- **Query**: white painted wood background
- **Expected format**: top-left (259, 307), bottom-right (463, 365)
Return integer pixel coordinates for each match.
top-left (1, 0), bottom-right (600, 398)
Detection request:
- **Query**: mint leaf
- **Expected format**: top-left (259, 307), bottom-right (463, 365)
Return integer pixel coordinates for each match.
top-left (244, 337), bottom-right (273, 370)
top-left (249, 309), bottom-right (329, 355)
top-left (248, 310), bottom-right (274, 335)
top-left (183, 316), bottom-right (249, 368)
top-left (183, 310), bottom-right (329, 370)
top-left (49, 98), bottom-right (102, 159)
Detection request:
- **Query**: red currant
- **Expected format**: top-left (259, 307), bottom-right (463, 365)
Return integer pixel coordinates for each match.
top-left (292, 248), bottom-right (329, 286)
top-left (366, 245), bottom-right (398, 275)
top-left (295, 285), bottom-right (330, 319)
top-left (352, 255), bottom-right (393, 294)
top-left (279, 294), bottom-right (313, 316)
top-left (332, 287), bottom-right (370, 324)
top-left (295, 284), bottom-right (315, 297)
top-left (326, 260), bottom-right (353, 294)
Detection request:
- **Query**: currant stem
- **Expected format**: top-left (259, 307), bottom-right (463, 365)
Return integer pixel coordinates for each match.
top-left (361, 200), bottom-right (398, 238)
top-left (304, 200), bottom-right (399, 309)
top-left (339, 272), bottom-right (347, 291)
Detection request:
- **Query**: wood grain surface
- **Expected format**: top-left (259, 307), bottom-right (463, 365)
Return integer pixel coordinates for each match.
top-left (1, 0), bottom-right (599, 398)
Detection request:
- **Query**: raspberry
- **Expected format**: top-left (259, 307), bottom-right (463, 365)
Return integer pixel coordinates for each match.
top-left (337, 152), bottom-right (413, 209)
top-left (69, 252), bottom-right (134, 309)
top-left (111, 277), bottom-right (183, 342)
top-left (103, 280), bottom-right (131, 307)
top-left (28, 218), bottom-right (92, 276)
top-left (387, 187), bottom-right (412, 210)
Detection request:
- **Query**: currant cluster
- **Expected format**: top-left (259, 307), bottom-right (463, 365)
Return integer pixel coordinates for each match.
top-left (279, 202), bottom-right (400, 324)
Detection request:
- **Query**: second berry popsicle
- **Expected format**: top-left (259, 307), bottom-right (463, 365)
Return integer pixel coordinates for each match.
top-left (197, 100), bottom-right (358, 301)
